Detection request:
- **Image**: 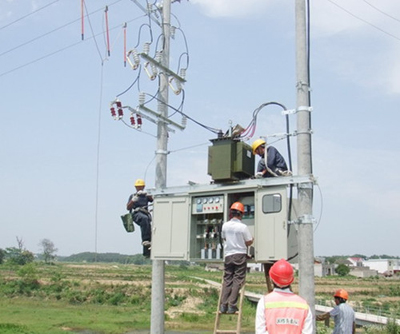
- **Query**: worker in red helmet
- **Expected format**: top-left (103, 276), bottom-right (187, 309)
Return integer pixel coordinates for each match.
top-left (316, 289), bottom-right (355, 334)
top-left (256, 259), bottom-right (313, 334)
top-left (219, 202), bottom-right (254, 314)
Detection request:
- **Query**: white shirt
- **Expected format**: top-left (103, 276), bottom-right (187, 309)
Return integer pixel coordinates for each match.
top-left (221, 218), bottom-right (253, 257)
top-left (255, 288), bottom-right (314, 334)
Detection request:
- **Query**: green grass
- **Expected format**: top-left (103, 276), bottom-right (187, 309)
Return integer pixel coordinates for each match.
top-left (0, 298), bottom-right (149, 334)
top-left (1, 262), bottom-right (400, 333)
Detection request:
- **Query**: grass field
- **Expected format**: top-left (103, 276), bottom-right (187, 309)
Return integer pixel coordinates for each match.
top-left (0, 262), bottom-right (399, 333)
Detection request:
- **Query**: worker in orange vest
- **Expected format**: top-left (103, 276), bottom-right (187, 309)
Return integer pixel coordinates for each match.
top-left (255, 259), bottom-right (313, 334)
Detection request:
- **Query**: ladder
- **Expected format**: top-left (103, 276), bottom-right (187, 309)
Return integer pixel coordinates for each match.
top-left (213, 281), bottom-right (246, 334)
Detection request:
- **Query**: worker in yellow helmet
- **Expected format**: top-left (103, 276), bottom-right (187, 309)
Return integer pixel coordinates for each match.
top-left (251, 139), bottom-right (290, 177)
top-left (126, 179), bottom-right (153, 257)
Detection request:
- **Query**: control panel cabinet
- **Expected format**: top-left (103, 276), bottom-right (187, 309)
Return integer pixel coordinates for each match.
top-left (151, 182), bottom-right (298, 263)
top-left (151, 196), bottom-right (190, 260)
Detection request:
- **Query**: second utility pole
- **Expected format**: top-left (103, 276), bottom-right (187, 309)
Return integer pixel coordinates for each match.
top-left (151, 0), bottom-right (171, 333)
top-left (295, 0), bottom-right (315, 328)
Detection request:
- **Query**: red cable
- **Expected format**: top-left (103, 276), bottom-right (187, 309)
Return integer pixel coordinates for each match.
top-left (81, 0), bottom-right (84, 40)
top-left (105, 6), bottom-right (110, 56)
top-left (123, 23), bottom-right (127, 67)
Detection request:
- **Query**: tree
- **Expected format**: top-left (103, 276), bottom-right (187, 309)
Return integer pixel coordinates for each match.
top-left (0, 248), bottom-right (5, 264)
top-left (5, 237), bottom-right (34, 265)
top-left (39, 239), bottom-right (58, 264)
top-left (335, 263), bottom-right (350, 276)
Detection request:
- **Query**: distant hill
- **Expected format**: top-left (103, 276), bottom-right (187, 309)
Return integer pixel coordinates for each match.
top-left (57, 252), bottom-right (151, 265)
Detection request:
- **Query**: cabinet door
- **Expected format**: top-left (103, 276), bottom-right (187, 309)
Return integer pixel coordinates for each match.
top-left (151, 196), bottom-right (189, 260)
top-left (255, 186), bottom-right (289, 262)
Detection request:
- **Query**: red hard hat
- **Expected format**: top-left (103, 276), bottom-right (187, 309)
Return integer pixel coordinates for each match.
top-left (334, 289), bottom-right (349, 300)
top-left (230, 202), bottom-right (244, 213)
top-left (269, 259), bottom-right (294, 287)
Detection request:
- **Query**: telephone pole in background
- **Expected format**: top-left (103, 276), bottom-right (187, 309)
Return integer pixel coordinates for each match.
top-left (151, 0), bottom-right (170, 333)
top-left (295, 0), bottom-right (315, 324)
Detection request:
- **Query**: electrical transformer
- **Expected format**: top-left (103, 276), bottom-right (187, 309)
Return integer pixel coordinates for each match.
top-left (207, 137), bottom-right (254, 182)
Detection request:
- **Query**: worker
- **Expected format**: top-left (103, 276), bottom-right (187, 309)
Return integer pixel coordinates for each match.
top-left (255, 259), bottom-right (313, 334)
top-left (251, 139), bottom-right (290, 177)
top-left (316, 289), bottom-right (356, 334)
top-left (126, 179), bottom-right (153, 258)
top-left (219, 202), bottom-right (254, 314)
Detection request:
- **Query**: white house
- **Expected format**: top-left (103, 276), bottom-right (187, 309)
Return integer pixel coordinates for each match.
top-left (363, 259), bottom-right (400, 274)
top-left (347, 257), bottom-right (364, 267)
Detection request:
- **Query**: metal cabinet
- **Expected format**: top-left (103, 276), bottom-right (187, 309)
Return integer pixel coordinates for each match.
top-left (151, 181), bottom-right (298, 263)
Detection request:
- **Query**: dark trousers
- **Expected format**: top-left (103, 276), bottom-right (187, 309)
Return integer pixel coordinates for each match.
top-left (220, 253), bottom-right (247, 308)
top-left (132, 211), bottom-right (151, 257)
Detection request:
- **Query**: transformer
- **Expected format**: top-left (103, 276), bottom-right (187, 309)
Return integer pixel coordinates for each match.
top-left (208, 138), bottom-right (254, 182)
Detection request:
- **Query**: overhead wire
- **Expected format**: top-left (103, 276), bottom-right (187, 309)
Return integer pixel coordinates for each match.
top-left (0, 14), bottom-right (146, 78)
top-left (121, 119), bottom-right (156, 137)
top-left (116, 66), bottom-right (142, 97)
top-left (0, 0), bottom-right (60, 31)
top-left (313, 183), bottom-right (324, 232)
top-left (361, 0), bottom-right (400, 24)
top-left (0, 0), bottom-right (124, 58)
top-left (83, 1), bottom-right (104, 62)
top-left (139, 88), bottom-right (221, 134)
top-left (325, 0), bottom-right (400, 42)
top-left (94, 62), bottom-right (105, 257)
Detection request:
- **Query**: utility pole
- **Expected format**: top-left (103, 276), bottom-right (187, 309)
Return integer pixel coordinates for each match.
top-left (151, 0), bottom-right (170, 333)
top-left (295, 0), bottom-right (315, 325)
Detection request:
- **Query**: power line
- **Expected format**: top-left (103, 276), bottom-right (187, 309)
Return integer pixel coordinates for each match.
top-left (0, 0), bottom-right (124, 58)
top-left (362, 0), bottom-right (400, 24)
top-left (83, 0), bottom-right (104, 62)
top-left (0, 15), bottom-right (145, 78)
top-left (0, 0), bottom-right (60, 31)
top-left (325, 0), bottom-right (400, 42)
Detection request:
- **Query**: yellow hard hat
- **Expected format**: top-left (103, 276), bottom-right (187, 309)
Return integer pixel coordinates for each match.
top-left (251, 139), bottom-right (266, 155)
top-left (134, 179), bottom-right (145, 187)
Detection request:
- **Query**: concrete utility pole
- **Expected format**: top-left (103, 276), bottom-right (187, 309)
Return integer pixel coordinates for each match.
top-left (151, 0), bottom-right (170, 333)
top-left (295, 0), bottom-right (315, 323)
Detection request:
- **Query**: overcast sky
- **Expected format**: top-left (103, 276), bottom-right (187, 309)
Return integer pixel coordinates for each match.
top-left (1, 0), bottom-right (399, 258)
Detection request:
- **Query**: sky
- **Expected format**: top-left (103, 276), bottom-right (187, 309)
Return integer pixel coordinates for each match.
top-left (0, 0), bottom-right (399, 258)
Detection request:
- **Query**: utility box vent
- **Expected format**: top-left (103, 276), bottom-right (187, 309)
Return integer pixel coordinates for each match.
top-left (208, 138), bottom-right (254, 182)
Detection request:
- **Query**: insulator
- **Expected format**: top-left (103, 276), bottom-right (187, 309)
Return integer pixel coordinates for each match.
top-left (137, 114), bottom-right (142, 126)
top-left (116, 101), bottom-right (122, 108)
top-left (144, 62), bottom-right (156, 80)
top-left (110, 107), bottom-right (116, 118)
top-left (143, 42), bottom-right (150, 55)
top-left (132, 49), bottom-right (140, 64)
top-left (170, 26), bottom-right (176, 39)
top-left (155, 51), bottom-right (162, 63)
top-left (181, 115), bottom-right (187, 127)
top-left (180, 68), bottom-right (186, 79)
top-left (130, 116), bottom-right (136, 126)
top-left (127, 49), bottom-right (140, 70)
top-left (139, 92), bottom-right (146, 105)
top-left (150, 63), bottom-right (158, 79)
top-left (168, 77), bottom-right (182, 95)
top-left (147, 3), bottom-right (152, 13)
top-left (118, 108), bottom-right (123, 118)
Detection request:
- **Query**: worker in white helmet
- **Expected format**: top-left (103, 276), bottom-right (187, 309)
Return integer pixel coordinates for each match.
top-left (251, 139), bottom-right (290, 178)
top-left (127, 179), bottom-right (153, 257)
